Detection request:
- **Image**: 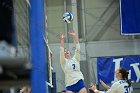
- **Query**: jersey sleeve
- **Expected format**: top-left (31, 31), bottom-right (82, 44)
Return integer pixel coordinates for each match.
top-left (74, 43), bottom-right (80, 62)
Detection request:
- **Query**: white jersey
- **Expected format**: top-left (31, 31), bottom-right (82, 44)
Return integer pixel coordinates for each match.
top-left (60, 44), bottom-right (84, 87)
top-left (100, 80), bottom-right (132, 93)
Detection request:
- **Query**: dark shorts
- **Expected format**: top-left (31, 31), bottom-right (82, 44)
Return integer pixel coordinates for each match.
top-left (66, 79), bottom-right (85, 92)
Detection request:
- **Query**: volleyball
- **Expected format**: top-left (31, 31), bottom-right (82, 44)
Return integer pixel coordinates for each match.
top-left (63, 12), bottom-right (73, 23)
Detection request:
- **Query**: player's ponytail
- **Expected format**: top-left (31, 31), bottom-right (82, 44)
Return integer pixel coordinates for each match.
top-left (119, 67), bottom-right (131, 87)
top-left (126, 78), bottom-right (131, 87)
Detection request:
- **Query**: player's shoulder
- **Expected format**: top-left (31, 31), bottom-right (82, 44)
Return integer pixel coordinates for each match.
top-left (112, 80), bottom-right (125, 86)
top-left (112, 81), bottom-right (120, 86)
top-left (113, 80), bottom-right (128, 86)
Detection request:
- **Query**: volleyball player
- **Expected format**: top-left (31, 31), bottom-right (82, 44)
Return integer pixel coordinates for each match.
top-left (89, 67), bottom-right (133, 93)
top-left (60, 31), bottom-right (87, 93)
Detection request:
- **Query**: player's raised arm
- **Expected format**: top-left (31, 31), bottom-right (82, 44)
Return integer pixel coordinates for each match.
top-left (60, 33), bottom-right (65, 65)
top-left (68, 31), bottom-right (80, 61)
top-left (100, 79), bottom-right (110, 90)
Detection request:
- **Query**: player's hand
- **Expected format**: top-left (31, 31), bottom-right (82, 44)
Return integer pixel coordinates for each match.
top-left (89, 83), bottom-right (97, 91)
top-left (19, 87), bottom-right (31, 93)
top-left (60, 33), bottom-right (66, 40)
top-left (68, 31), bottom-right (76, 36)
top-left (68, 31), bottom-right (79, 43)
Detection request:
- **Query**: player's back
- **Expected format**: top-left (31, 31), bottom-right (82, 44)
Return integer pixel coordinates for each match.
top-left (106, 80), bottom-right (132, 93)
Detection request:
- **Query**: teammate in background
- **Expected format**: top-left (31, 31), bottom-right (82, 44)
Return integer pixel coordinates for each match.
top-left (89, 67), bottom-right (133, 93)
top-left (60, 31), bottom-right (87, 93)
